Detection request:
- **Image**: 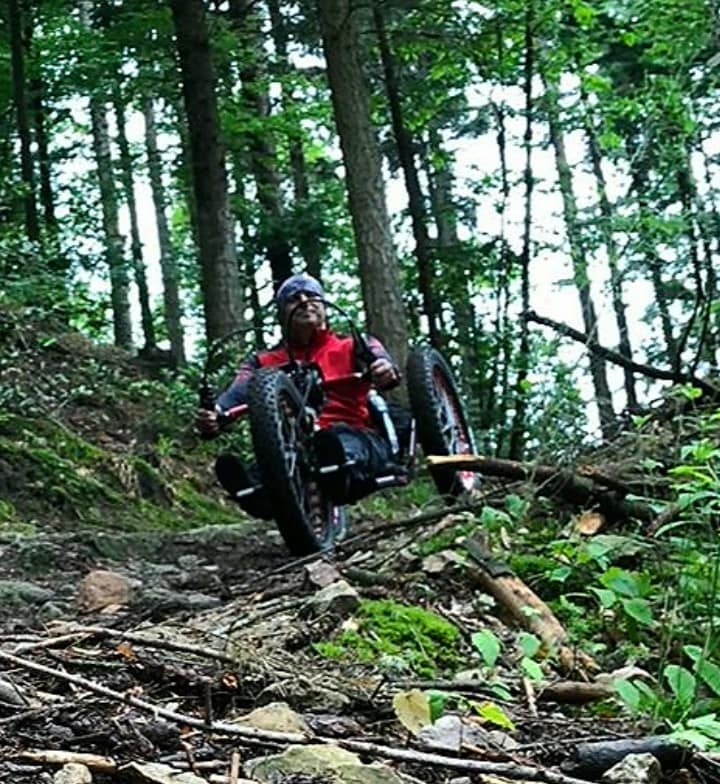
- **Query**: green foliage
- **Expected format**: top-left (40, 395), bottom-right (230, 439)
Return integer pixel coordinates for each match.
top-left (313, 599), bottom-right (462, 677)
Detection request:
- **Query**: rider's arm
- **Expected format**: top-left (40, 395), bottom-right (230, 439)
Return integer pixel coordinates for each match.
top-left (215, 353), bottom-right (261, 411)
top-left (364, 335), bottom-right (401, 390)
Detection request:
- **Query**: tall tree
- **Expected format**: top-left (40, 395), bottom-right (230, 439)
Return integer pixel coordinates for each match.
top-left (372, 0), bottom-right (440, 348)
top-left (169, 0), bottom-right (243, 342)
top-left (114, 90), bottom-right (156, 351)
top-left (143, 97), bottom-right (186, 366)
top-left (317, 0), bottom-right (408, 369)
top-left (8, 0), bottom-right (39, 242)
top-left (89, 97), bottom-right (133, 349)
top-left (544, 79), bottom-right (615, 438)
top-left (508, 0), bottom-right (535, 461)
top-left (228, 0), bottom-right (293, 290)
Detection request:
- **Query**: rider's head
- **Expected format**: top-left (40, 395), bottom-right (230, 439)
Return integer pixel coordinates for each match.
top-left (275, 273), bottom-right (327, 343)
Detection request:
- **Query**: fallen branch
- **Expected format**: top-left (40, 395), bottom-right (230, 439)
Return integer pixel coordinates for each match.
top-left (11, 750), bottom-right (116, 773)
top-left (537, 680), bottom-right (614, 705)
top-left (11, 624), bottom-right (238, 665)
top-left (524, 309), bottom-right (718, 397)
top-left (465, 536), bottom-right (598, 675)
top-left (0, 649), bottom-right (592, 784)
top-left (427, 454), bottom-right (656, 523)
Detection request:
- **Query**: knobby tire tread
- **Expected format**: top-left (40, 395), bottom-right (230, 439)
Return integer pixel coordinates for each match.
top-left (406, 346), bottom-right (475, 497)
top-left (248, 369), bottom-right (325, 556)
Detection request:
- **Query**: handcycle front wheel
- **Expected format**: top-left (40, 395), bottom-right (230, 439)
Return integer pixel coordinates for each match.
top-left (247, 367), bottom-right (346, 556)
top-left (406, 346), bottom-right (478, 498)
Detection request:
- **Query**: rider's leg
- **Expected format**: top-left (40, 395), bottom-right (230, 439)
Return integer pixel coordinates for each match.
top-left (214, 454), bottom-right (274, 520)
top-left (313, 425), bottom-right (394, 504)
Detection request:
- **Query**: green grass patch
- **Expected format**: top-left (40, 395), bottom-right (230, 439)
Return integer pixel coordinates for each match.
top-left (313, 598), bottom-right (462, 677)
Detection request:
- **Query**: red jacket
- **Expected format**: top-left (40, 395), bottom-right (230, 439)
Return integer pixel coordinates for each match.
top-left (216, 328), bottom-right (396, 430)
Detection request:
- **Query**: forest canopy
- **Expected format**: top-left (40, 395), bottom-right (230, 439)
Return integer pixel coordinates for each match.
top-left (2, 0), bottom-right (719, 458)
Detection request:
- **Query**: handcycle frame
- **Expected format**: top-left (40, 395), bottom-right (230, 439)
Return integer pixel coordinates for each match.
top-left (200, 299), bottom-right (477, 556)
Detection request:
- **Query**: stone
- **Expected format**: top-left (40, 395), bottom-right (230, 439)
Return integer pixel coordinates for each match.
top-left (305, 580), bottom-right (360, 618)
top-left (421, 550), bottom-right (465, 574)
top-left (0, 580), bottom-right (54, 605)
top-left (53, 764), bottom-right (92, 784)
top-left (246, 744), bottom-right (423, 784)
top-left (417, 714), bottom-right (517, 753)
top-left (601, 753), bottom-right (662, 784)
top-left (305, 559), bottom-right (342, 588)
top-left (77, 570), bottom-right (130, 612)
top-left (236, 701), bottom-right (311, 734)
top-left (121, 762), bottom-right (208, 783)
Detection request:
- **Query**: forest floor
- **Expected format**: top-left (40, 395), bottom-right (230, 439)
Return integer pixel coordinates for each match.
top-left (0, 305), bottom-right (714, 783)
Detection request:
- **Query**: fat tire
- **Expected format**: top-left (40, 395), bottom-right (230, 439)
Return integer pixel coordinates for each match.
top-left (406, 346), bottom-right (476, 497)
top-left (247, 368), bottom-right (339, 556)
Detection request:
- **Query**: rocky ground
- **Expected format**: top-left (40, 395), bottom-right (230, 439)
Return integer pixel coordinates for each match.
top-left (0, 308), bottom-right (716, 783)
top-left (0, 501), bottom-right (712, 784)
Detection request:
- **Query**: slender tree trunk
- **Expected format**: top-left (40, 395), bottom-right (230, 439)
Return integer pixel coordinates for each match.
top-left (30, 77), bottom-right (55, 232)
top-left (373, 0), bottom-right (439, 348)
top-left (143, 97), bottom-right (186, 366)
top-left (8, 0), bottom-right (39, 242)
top-left (89, 98), bottom-right (133, 349)
top-left (509, 0), bottom-right (534, 461)
top-left (581, 94), bottom-right (637, 410)
top-left (266, 0), bottom-right (321, 279)
top-left (629, 152), bottom-right (678, 361)
top-left (317, 0), bottom-right (409, 370)
top-left (114, 92), bottom-right (156, 351)
top-left (490, 98), bottom-right (514, 455)
top-left (169, 0), bottom-right (243, 342)
top-left (544, 80), bottom-right (615, 439)
top-left (228, 0), bottom-right (292, 290)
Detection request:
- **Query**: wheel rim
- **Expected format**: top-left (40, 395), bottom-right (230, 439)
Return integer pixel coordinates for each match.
top-left (432, 367), bottom-right (476, 492)
top-left (278, 390), bottom-right (334, 546)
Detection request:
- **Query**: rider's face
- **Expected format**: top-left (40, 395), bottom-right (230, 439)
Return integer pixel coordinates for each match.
top-left (283, 290), bottom-right (326, 333)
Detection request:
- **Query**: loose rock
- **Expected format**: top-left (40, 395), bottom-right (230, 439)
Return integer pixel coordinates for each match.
top-left (601, 753), bottom-right (662, 784)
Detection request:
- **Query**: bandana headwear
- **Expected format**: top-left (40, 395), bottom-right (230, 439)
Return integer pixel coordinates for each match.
top-left (275, 273), bottom-right (325, 311)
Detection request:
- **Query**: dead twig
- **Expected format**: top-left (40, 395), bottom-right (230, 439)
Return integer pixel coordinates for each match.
top-left (0, 648), bottom-right (597, 784)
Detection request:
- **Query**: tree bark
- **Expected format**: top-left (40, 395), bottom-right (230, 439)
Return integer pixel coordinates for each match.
top-left (508, 0), bottom-right (534, 460)
top-left (317, 0), bottom-right (409, 371)
top-left (114, 92), bottom-right (156, 351)
top-left (89, 98), bottom-right (133, 350)
top-left (143, 97), bottom-right (186, 366)
top-left (266, 0), bottom-right (321, 279)
top-left (544, 80), bottom-right (615, 439)
top-left (372, 0), bottom-right (439, 348)
top-left (228, 0), bottom-right (293, 291)
top-left (581, 96), bottom-right (637, 411)
top-left (169, 0), bottom-right (244, 343)
top-left (8, 0), bottom-right (39, 242)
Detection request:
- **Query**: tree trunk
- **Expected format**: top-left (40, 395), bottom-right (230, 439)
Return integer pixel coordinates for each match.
top-left (114, 92), bottom-right (156, 351)
top-left (228, 0), bottom-right (292, 291)
top-left (30, 76), bottom-right (56, 233)
top-left (317, 0), bottom-right (409, 370)
top-left (629, 151), bottom-right (678, 362)
top-left (89, 98), bottom-right (133, 350)
top-left (581, 96), bottom-right (637, 411)
top-left (508, 0), bottom-right (534, 461)
top-left (143, 97), bottom-right (186, 366)
top-left (8, 0), bottom-right (39, 242)
top-left (169, 0), bottom-right (244, 343)
top-left (544, 80), bottom-right (615, 439)
top-left (266, 0), bottom-right (321, 279)
top-left (372, 0), bottom-right (439, 348)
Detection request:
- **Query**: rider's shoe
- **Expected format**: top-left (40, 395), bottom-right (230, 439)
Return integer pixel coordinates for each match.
top-left (215, 453), bottom-right (255, 499)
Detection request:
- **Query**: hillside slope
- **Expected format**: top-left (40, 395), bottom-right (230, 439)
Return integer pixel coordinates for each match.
top-left (0, 303), bottom-right (241, 536)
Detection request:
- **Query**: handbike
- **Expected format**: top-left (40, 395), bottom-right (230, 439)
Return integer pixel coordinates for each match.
top-left (199, 304), bottom-right (477, 557)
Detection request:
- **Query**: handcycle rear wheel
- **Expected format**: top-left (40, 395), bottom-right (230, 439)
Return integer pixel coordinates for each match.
top-left (247, 368), bottom-right (347, 556)
top-left (406, 346), bottom-right (477, 498)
